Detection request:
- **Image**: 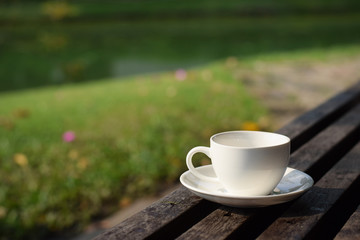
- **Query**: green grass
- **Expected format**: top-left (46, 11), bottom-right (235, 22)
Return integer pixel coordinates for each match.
top-left (0, 59), bottom-right (266, 239)
top-left (1, 45), bottom-right (360, 239)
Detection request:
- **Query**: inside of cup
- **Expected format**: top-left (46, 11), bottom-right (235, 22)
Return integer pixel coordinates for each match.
top-left (212, 131), bottom-right (289, 148)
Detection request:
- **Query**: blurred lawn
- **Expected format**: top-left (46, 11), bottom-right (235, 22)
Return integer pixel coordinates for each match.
top-left (0, 57), bottom-right (267, 238)
top-left (1, 45), bottom-right (360, 239)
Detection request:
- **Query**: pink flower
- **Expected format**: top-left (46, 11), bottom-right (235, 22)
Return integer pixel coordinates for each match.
top-left (175, 69), bottom-right (187, 81)
top-left (63, 131), bottom-right (76, 142)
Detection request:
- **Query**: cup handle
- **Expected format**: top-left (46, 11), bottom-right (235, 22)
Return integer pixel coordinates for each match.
top-left (186, 146), bottom-right (218, 182)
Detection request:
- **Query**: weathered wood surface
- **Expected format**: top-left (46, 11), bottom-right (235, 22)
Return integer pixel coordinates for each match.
top-left (94, 80), bottom-right (360, 240)
top-left (257, 141), bottom-right (360, 239)
top-left (278, 81), bottom-right (360, 152)
top-left (175, 103), bottom-right (360, 240)
top-left (335, 204), bottom-right (360, 240)
top-left (93, 187), bottom-right (217, 240)
top-left (288, 103), bottom-right (360, 179)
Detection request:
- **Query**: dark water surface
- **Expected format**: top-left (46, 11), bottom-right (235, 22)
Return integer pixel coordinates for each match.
top-left (1, 13), bottom-right (360, 92)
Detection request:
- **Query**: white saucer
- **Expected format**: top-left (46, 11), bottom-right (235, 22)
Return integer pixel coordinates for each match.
top-left (180, 165), bottom-right (313, 208)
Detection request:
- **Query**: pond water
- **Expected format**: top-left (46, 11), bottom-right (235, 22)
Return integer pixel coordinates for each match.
top-left (1, 14), bottom-right (360, 92)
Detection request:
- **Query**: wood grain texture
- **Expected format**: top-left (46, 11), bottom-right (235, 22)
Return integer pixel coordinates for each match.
top-left (257, 141), bottom-right (360, 240)
top-left (278, 81), bottom-right (360, 152)
top-left (93, 186), bottom-right (217, 240)
top-left (176, 206), bottom-right (253, 240)
top-left (335, 204), bottom-right (360, 240)
top-left (288, 103), bottom-right (360, 179)
top-left (171, 104), bottom-right (360, 240)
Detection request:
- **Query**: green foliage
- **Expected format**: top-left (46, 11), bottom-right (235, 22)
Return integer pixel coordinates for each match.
top-left (0, 60), bottom-right (266, 239)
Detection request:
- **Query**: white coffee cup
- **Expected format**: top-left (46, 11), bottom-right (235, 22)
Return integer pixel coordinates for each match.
top-left (186, 131), bottom-right (290, 196)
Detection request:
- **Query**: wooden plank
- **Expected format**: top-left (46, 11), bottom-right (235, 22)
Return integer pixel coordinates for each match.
top-left (277, 80), bottom-right (360, 152)
top-left (288, 103), bottom-right (360, 180)
top-left (334, 204), bottom-right (360, 240)
top-left (176, 207), bottom-right (253, 240)
top-left (93, 186), bottom-right (218, 240)
top-left (305, 177), bottom-right (360, 240)
top-left (256, 141), bottom-right (360, 240)
top-left (175, 104), bottom-right (360, 240)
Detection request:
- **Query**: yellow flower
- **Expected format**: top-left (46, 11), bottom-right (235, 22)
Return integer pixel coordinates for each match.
top-left (241, 121), bottom-right (260, 131)
top-left (13, 108), bottom-right (31, 119)
top-left (119, 197), bottom-right (132, 208)
top-left (77, 157), bottom-right (89, 170)
top-left (41, 1), bottom-right (77, 21)
top-left (0, 117), bottom-right (15, 130)
top-left (68, 149), bottom-right (79, 160)
top-left (169, 158), bottom-right (182, 168)
top-left (13, 153), bottom-right (28, 167)
top-left (0, 206), bottom-right (7, 219)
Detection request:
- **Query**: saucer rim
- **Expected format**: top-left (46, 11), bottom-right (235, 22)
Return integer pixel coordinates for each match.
top-left (179, 165), bottom-right (314, 200)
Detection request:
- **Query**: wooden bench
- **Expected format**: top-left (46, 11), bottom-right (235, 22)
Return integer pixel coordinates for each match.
top-left (94, 80), bottom-right (360, 240)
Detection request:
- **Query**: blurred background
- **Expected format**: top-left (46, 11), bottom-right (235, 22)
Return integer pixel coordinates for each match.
top-left (0, 0), bottom-right (360, 239)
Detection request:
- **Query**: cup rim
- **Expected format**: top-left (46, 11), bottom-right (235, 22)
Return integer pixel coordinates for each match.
top-left (210, 130), bottom-right (290, 149)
